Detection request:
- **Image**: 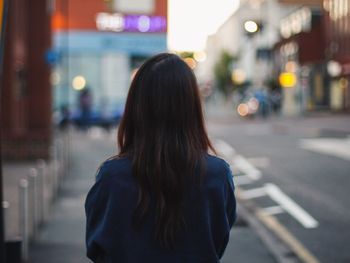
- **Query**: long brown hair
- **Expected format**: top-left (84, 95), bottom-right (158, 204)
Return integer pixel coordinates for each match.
top-left (117, 53), bottom-right (214, 247)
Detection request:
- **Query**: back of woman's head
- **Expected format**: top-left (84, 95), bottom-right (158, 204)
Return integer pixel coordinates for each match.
top-left (118, 53), bottom-right (213, 247)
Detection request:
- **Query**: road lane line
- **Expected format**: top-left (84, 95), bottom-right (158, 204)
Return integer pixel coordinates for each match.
top-left (215, 138), bottom-right (320, 263)
top-left (264, 183), bottom-right (319, 229)
top-left (240, 187), bottom-right (266, 199)
top-left (234, 175), bottom-right (253, 186)
top-left (299, 138), bottom-right (350, 161)
top-left (233, 155), bottom-right (262, 180)
top-left (257, 209), bottom-right (320, 263)
top-left (262, 206), bottom-right (284, 215)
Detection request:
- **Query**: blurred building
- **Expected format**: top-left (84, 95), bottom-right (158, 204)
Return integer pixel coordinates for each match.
top-left (200, 0), bottom-right (350, 116)
top-left (324, 0), bottom-right (350, 111)
top-left (52, 0), bottom-right (167, 117)
top-left (198, 0), bottom-right (298, 107)
top-left (274, 0), bottom-right (350, 114)
top-left (273, 2), bottom-right (326, 115)
top-left (1, 0), bottom-right (52, 159)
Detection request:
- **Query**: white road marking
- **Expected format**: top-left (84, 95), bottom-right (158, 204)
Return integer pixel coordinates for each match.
top-left (213, 139), bottom-right (262, 180)
top-left (262, 206), bottom-right (284, 215)
top-left (264, 183), bottom-right (319, 229)
top-left (233, 155), bottom-right (262, 180)
top-left (234, 175), bottom-right (253, 186)
top-left (300, 137), bottom-right (350, 161)
top-left (240, 187), bottom-right (266, 199)
top-left (213, 139), bottom-right (236, 158)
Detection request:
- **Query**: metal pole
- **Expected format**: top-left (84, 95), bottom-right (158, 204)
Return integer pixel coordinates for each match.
top-left (29, 168), bottom-right (39, 239)
top-left (2, 200), bottom-right (9, 238)
top-left (0, 1), bottom-right (10, 261)
top-left (19, 179), bottom-right (29, 262)
top-left (52, 143), bottom-right (59, 199)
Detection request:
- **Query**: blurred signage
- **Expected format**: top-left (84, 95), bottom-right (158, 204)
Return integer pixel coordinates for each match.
top-left (96, 12), bottom-right (166, 33)
top-left (54, 31), bottom-right (167, 55)
top-left (280, 7), bottom-right (312, 38)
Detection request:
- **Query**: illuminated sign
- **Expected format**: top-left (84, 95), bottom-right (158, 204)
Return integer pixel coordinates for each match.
top-left (96, 12), bottom-right (166, 33)
top-left (279, 72), bottom-right (297, 88)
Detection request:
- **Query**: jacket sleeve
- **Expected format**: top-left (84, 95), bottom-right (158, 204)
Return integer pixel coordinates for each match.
top-left (218, 162), bottom-right (236, 259)
top-left (85, 163), bottom-right (110, 262)
top-left (226, 166), bottom-right (236, 228)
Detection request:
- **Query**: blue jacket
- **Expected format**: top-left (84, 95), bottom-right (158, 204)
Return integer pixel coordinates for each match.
top-left (85, 154), bottom-right (236, 263)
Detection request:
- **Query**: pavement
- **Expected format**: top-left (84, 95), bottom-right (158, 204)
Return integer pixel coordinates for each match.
top-left (28, 128), bottom-right (276, 263)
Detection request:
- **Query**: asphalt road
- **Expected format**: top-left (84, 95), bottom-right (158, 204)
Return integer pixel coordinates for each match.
top-left (207, 115), bottom-right (350, 263)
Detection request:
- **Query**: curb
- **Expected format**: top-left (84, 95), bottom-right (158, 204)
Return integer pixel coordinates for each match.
top-left (236, 190), bottom-right (320, 263)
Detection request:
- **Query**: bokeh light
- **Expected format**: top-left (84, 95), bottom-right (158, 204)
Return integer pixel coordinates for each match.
top-left (279, 72), bottom-right (297, 88)
top-left (244, 20), bottom-right (258, 33)
top-left (72, 75), bottom-right (86, 90)
top-left (231, 69), bottom-right (246, 84)
top-left (237, 103), bottom-right (249, 117)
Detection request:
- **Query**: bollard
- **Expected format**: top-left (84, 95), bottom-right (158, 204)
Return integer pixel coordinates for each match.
top-left (56, 138), bottom-right (63, 179)
top-left (19, 178), bottom-right (29, 262)
top-left (37, 159), bottom-right (46, 224)
top-left (64, 129), bottom-right (70, 177)
top-left (51, 144), bottom-right (59, 200)
top-left (29, 168), bottom-right (39, 239)
top-left (2, 201), bottom-right (10, 239)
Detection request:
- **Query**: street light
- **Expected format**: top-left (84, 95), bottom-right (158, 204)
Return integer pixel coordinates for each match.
top-left (244, 20), bottom-right (259, 33)
top-left (72, 75), bottom-right (86, 90)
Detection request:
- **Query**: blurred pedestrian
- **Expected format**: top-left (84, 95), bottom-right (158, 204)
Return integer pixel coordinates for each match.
top-left (85, 53), bottom-right (236, 262)
top-left (270, 89), bottom-right (282, 114)
top-left (58, 104), bottom-right (70, 130)
top-left (254, 89), bottom-right (270, 118)
top-left (78, 87), bottom-right (93, 129)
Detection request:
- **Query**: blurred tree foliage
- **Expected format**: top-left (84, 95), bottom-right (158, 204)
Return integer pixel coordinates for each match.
top-left (178, 51), bottom-right (194, 59)
top-left (214, 50), bottom-right (237, 99)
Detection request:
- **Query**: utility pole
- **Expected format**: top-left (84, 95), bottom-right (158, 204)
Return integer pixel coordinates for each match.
top-left (0, 0), bottom-right (9, 262)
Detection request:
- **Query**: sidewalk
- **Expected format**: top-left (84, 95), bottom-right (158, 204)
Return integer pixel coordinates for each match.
top-left (29, 129), bottom-right (276, 263)
top-left (3, 132), bottom-right (68, 244)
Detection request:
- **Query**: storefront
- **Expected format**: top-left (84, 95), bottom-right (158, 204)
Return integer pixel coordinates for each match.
top-left (324, 0), bottom-right (350, 112)
top-left (274, 6), bottom-right (329, 115)
top-left (52, 0), bottom-right (167, 117)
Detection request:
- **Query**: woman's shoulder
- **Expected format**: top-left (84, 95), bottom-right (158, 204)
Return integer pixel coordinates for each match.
top-left (205, 153), bottom-right (230, 170)
top-left (95, 155), bottom-right (132, 182)
top-left (204, 153), bottom-right (233, 182)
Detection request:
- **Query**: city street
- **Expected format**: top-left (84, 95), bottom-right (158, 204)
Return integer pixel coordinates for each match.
top-left (2, 0), bottom-right (350, 262)
top-left (208, 114), bottom-right (350, 263)
top-left (29, 128), bottom-right (276, 263)
top-left (27, 113), bottom-right (350, 263)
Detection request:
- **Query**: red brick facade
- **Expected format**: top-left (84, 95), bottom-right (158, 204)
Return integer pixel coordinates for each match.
top-left (1, 0), bottom-right (52, 160)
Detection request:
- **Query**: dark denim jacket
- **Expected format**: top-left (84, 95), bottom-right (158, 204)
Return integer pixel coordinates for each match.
top-left (85, 154), bottom-right (236, 263)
